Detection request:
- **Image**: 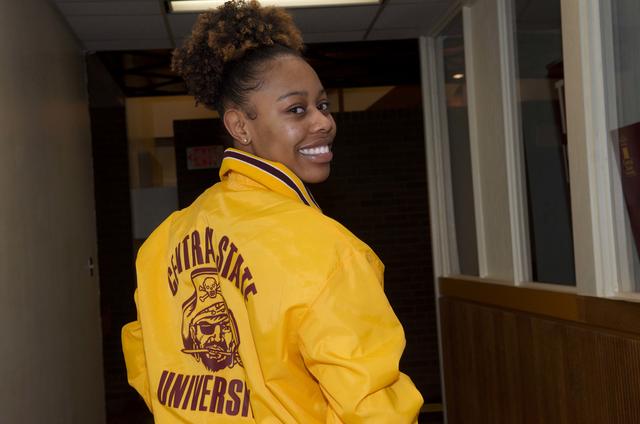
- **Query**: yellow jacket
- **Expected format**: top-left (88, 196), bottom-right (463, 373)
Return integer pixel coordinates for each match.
top-left (122, 148), bottom-right (423, 423)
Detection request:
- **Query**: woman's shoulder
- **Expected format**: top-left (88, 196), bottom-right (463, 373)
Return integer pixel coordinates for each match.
top-left (138, 185), bottom-right (379, 269)
top-left (201, 180), bottom-right (371, 250)
top-left (270, 204), bottom-right (380, 264)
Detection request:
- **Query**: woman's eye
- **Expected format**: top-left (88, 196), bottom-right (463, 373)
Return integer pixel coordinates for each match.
top-left (317, 101), bottom-right (331, 112)
top-left (289, 106), bottom-right (305, 114)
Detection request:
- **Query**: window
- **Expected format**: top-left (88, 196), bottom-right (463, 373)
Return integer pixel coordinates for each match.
top-left (438, 15), bottom-right (479, 276)
top-left (425, 0), bottom-right (640, 298)
top-left (513, 0), bottom-right (575, 285)
top-left (601, 0), bottom-right (640, 292)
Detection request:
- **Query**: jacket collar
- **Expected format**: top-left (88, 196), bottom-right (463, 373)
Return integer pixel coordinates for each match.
top-left (219, 148), bottom-right (321, 211)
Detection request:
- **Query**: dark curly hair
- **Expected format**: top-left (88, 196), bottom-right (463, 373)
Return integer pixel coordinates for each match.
top-left (172, 0), bottom-right (304, 116)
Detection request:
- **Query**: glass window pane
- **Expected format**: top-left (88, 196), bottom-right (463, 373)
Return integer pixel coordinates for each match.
top-left (439, 15), bottom-right (479, 276)
top-left (514, 0), bottom-right (576, 285)
top-left (602, 0), bottom-right (640, 291)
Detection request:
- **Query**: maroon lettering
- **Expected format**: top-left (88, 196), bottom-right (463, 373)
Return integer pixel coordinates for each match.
top-left (209, 376), bottom-right (227, 414)
top-left (157, 370), bottom-right (169, 405)
top-left (225, 379), bottom-right (242, 416)
top-left (158, 371), bottom-right (175, 406)
top-left (199, 375), bottom-right (213, 411)
top-left (191, 230), bottom-right (204, 267)
top-left (228, 254), bottom-right (244, 289)
top-left (221, 243), bottom-right (238, 279)
top-left (205, 227), bottom-right (216, 264)
top-left (190, 376), bottom-right (204, 411)
top-left (244, 283), bottom-right (258, 300)
top-left (156, 372), bottom-right (251, 417)
top-left (167, 266), bottom-right (178, 295)
top-left (182, 235), bottom-right (191, 271)
top-left (242, 387), bottom-right (251, 417)
top-left (241, 267), bottom-right (253, 292)
top-left (174, 245), bottom-right (182, 274)
top-left (181, 373), bottom-right (196, 410)
top-left (168, 374), bottom-right (191, 408)
top-left (217, 236), bottom-right (229, 270)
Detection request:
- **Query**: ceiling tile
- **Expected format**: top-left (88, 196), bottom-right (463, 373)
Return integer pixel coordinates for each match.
top-left (85, 38), bottom-right (173, 51)
top-left (67, 15), bottom-right (168, 40)
top-left (289, 5), bottom-right (378, 33)
top-left (52, 0), bottom-right (154, 2)
top-left (51, 0), bottom-right (459, 50)
top-left (168, 5), bottom-right (379, 41)
top-left (374, 1), bottom-right (450, 31)
top-left (386, 0), bottom-right (448, 4)
top-left (167, 13), bottom-right (198, 38)
top-left (56, 1), bottom-right (161, 15)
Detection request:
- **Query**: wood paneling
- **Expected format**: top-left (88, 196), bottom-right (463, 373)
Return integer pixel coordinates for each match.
top-left (440, 277), bottom-right (580, 321)
top-left (440, 278), bottom-right (640, 423)
top-left (441, 277), bottom-right (640, 336)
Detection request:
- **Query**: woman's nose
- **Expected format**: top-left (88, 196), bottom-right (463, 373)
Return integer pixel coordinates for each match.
top-left (311, 108), bottom-right (334, 133)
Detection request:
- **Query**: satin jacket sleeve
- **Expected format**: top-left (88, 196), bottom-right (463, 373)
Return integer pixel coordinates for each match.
top-left (121, 291), bottom-right (153, 412)
top-left (297, 248), bottom-right (424, 423)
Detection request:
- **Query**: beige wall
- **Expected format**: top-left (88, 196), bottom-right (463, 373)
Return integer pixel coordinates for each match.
top-left (126, 96), bottom-right (217, 188)
top-left (0, 0), bottom-right (105, 422)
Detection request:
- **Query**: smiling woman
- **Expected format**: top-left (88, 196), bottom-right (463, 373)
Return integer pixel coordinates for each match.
top-left (171, 0), bottom-right (336, 182)
top-left (223, 56), bottom-right (336, 183)
top-left (121, 1), bottom-right (423, 423)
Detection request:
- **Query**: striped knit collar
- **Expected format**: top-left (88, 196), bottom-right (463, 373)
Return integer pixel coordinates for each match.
top-left (219, 148), bottom-right (321, 211)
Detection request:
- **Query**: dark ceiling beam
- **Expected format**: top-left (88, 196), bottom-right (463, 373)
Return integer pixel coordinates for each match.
top-left (95, 38), bottom-right (420, 98)
top-left (125, 71), bottom-right (178, 78)
top-left (123, 56), bottom-right (171, 74)
top-left (363, 0), bottom-right (389, 40)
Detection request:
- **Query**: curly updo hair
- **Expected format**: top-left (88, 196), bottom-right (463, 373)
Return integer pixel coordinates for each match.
top-left (172, 0), bottom-right (304, 117)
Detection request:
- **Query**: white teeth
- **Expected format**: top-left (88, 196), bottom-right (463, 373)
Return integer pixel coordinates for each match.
top-left (300, 145), bottom-right (330, 155)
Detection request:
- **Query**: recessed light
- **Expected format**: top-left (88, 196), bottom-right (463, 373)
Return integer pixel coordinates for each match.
top-left (168, 0), bottom-right (380, 13)
top-left (452, 73), bottom-right (464, 80)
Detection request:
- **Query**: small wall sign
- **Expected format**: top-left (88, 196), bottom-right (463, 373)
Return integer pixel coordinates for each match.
top-left (186, 145), bottom-right (225, 170)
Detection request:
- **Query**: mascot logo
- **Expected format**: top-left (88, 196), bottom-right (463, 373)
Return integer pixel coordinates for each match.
top-left (181, 267), bottom-right (243, 372)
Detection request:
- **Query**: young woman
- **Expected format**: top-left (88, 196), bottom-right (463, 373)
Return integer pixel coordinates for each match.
top-left (122, 1), bottom-right (423, 422)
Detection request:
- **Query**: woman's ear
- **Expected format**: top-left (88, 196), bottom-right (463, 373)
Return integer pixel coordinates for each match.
top-left (223, 108), bottom-right (252, 147)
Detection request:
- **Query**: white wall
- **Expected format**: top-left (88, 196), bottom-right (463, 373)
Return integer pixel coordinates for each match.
top-left (0, 0), bottom-right (106, 422)
top-left (463, 0), bottom-right (515, 280)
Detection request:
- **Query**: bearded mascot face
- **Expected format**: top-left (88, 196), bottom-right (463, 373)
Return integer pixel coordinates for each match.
top-left (181, 268), bottom-right (242, 372)
top-left (189, 301), bottom-right (238, 371)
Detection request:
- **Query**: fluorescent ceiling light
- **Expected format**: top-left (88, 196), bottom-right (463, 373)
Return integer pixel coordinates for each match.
top-left (169, 0), bottom-right (380, 13)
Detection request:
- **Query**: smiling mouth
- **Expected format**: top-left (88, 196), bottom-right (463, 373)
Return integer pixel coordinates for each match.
top-left (299, 144), bottom-right (331, 156)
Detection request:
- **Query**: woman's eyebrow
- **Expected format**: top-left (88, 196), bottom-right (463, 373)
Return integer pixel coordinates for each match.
top-left (277, 90), bottom-right (307, 101)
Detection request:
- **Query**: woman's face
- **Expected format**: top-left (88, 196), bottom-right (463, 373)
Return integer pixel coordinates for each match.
top-left (233, 55), bottom-right (336, 183)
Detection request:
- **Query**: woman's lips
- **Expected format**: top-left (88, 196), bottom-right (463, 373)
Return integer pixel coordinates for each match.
top-left (298, 144), bottom-right (333, 163)
top-left (299, 144), bottom-right (330, 155)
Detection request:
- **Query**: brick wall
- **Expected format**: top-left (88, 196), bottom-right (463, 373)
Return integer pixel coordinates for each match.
top-left (312, 108), bottom-right (440, 401)
top-left (90, 107), bottom-right (152, 423)
top-left (173, 118), bottom-right (230, 208)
